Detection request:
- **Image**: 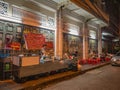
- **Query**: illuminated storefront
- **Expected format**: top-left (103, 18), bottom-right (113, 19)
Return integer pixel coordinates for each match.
top-left (63, 23), bottom-right (83, 58)
top-left (89, 29), bottom-right (98, 53)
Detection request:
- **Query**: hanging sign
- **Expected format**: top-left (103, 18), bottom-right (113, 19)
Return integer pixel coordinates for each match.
top-left (45, 41), bottom-right (53, 49)
top-left (24, 33), bottom-right (45, 50)
top-left (10, 42), bottom-right (21, 50)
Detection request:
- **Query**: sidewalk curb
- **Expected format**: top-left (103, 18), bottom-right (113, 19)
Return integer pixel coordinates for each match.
top-left (21, 62), bottom-right (110, 90)
top-left (82, 62), bottom-right (110, 73)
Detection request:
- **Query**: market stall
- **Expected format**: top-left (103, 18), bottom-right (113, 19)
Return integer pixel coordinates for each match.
top-left (0, 20), bottom-right (76, 82)
top-left (10, 25), bottom-right (70, 82)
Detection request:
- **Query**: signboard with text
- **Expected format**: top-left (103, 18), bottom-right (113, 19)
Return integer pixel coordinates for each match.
top-left (24, 33), bottom-right (45, 50)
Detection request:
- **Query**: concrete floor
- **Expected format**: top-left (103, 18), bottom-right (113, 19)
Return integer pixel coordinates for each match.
top-left (43, 65), bottom-right (120, 90)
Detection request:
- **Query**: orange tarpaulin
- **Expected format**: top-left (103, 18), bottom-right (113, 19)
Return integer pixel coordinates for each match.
top-left (45, 41), bottom-right (54, 49)
top-left (24, 33), bottom-right (45, 50)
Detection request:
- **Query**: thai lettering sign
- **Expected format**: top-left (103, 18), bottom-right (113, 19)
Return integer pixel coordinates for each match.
top-left (24, 33), bottom-right (45, 50)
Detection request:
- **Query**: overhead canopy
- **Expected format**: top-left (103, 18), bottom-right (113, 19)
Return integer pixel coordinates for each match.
top-left (52, 0), bottom-right (108, 26)
top-left (70, 0), bottom-right (109, 24)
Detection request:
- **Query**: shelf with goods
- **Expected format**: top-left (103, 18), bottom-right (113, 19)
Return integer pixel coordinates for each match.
top-left (0, 53), bottom-right (12, 80)
top-left (0, 21), bottom-right (55, 81)
top-left (0, 20), bottom-right (22, 80)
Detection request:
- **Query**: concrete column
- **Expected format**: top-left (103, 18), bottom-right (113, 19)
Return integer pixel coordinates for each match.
top-left (83, 22), bottom-right (89, 59)
top-left (98, 25), bottom-right (102, 55)
top-left (55, 7), bottom-right (63, 59)
top-left (54, 12), bottom-right (57, 57)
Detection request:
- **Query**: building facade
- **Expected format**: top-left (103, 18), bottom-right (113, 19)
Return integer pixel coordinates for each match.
top-left (0, 0), bottom-right (109, 59)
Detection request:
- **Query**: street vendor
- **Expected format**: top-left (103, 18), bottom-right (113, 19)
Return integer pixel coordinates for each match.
top-left (89, 50), bottom-right (97, 59)
top-left (41, 44), bottom-right (47, 55)
top-left (40, 44), bottom-right (47, 63)
top-left (72, 50), bottom-right (78, 59)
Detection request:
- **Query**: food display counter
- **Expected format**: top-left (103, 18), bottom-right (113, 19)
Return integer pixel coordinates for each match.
top-left (12, 55), bottom-right (68, 82)
top-left (13, 56), bottom-right (40, 67)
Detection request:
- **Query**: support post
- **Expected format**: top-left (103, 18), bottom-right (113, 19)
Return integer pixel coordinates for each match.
top-left (83, 22), bottom-right (89, 59)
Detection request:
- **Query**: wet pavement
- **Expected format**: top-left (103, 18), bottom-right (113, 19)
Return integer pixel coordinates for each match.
top-left (0, 61), bottom-right (110, 90)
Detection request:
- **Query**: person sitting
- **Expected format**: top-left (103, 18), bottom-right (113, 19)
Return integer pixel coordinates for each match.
top-left (63, 53), bottom-right (69, 60)
top-left (40, 44), bottom-right (47, 63)
top-left (89, 51), bottom-right (97, 59)
top-left (41, 44), bottom-right (47, 55)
